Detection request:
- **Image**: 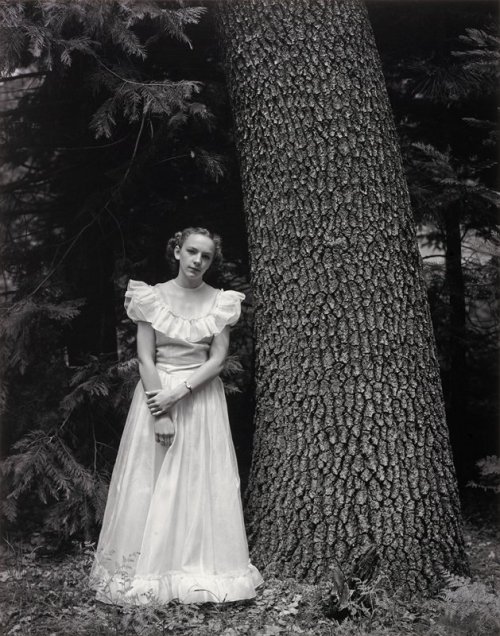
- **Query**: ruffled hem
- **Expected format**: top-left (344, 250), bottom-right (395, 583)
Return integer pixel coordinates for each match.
top-left (124, 280), bottom-right (245, 342)
top-left (90, 562), bottom-right (263, 605)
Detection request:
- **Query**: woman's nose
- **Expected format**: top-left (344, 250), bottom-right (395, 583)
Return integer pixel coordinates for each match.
top-left (193, 253), bottom-right (201, 264)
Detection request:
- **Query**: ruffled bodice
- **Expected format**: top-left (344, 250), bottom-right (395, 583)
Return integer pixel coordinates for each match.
top-left (124, 279), bottom-right (245, 344)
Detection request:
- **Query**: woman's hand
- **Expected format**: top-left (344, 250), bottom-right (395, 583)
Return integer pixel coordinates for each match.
top-left (145, 387), bottom-right (184, 416)
top-left (154, 413), bottom-right (175, 448)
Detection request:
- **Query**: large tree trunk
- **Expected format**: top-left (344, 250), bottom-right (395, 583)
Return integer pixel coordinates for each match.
top-left (216, 0), bottom-right (468, 593)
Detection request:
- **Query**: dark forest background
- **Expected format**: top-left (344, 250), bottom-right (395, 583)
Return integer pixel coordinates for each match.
top-left (0, 0), bottom-right (498, 543)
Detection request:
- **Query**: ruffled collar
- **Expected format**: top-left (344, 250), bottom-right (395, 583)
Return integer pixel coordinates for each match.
top-left (152, 282), bottom-right (221, 321)
top-left (125, 280), bottom-right (245, 342)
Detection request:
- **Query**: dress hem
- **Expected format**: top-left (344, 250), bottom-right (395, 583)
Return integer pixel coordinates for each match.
top-left (90, 561), bottom-right (263, 605)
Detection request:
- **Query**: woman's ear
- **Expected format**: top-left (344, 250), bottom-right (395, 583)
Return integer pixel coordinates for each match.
top-left (174, 245), bottom-right (181, 261)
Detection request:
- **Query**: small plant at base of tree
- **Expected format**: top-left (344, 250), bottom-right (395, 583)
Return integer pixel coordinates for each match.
top-left (468, 456), bottom-right (500, 495)
top-left (436, 573), bottom-right (500, 636)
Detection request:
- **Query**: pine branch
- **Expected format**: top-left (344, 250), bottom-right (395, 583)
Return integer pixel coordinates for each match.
top-left (158, 7), bottom-right (206, 49)
top-left (1, 426), bottom-right (109, 535)
top-left (193, 148), bottom-right (226, 182)
top-left (60, 377), bottom-right (110, 417)
top-left (57, 36), bottom-right (100, 67)
top-left (0, 3), bottom-right (25, 30)
top-left (109, 17), bottom-right (146, 60)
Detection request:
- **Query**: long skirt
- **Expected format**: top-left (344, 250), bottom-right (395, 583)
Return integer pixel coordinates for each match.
top-left (90, 368), bottom-right (262, 605)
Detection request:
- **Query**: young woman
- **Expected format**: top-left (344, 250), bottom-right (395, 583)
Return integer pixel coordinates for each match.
top-left (90, 227), bottom-right (262, 604)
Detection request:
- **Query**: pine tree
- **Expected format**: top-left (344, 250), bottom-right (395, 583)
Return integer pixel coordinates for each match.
top-left (216, 0), bottom-right (468, 594)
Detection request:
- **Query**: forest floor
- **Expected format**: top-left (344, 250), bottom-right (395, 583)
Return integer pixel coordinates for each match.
top-left (0, 505), bottom-right (499, 636)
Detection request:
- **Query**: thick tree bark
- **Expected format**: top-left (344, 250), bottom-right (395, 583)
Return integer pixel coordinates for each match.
top-left (216, 0), bottom-right (468, 593)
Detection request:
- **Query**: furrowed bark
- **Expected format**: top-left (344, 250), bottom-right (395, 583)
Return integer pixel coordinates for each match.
top-left (216, 0), bottom-right (468, 594)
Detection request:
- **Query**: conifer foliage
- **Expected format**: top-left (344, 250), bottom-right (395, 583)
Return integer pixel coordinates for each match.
top-left (0, 0), bottom-right (215, 540)
top-left (378, 12), bottom-right (500, 482)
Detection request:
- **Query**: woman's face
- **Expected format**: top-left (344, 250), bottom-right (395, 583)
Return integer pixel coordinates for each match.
top-left (175, 233), bottom-right (215, 282)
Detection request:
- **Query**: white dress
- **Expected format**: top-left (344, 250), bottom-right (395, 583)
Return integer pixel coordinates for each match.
top-left (90, 280), bottom-right (262, 605)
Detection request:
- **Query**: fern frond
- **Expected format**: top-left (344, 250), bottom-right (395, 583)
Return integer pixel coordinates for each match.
top-left (440, 573), bottom-right (500, 632)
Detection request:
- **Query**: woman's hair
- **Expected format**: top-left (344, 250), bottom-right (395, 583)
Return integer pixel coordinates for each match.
top-left (165, 227), bottom-right (223, 276)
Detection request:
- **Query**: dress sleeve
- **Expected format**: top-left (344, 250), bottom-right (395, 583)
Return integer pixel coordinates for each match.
top-left (124, 280), bottom-right (158, 324)
top-left (212, 290), bottom-right (246, 329)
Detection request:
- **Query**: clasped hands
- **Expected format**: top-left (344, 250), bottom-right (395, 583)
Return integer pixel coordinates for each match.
top-left (145, 386), bottom-right (187, 448)
top-left (145, 388), bottom-right (179, 417)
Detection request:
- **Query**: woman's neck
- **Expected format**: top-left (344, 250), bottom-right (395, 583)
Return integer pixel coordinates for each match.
top-left (173, 275), bottom-right (205, 290)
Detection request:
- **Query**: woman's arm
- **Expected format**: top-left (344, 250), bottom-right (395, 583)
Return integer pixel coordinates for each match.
top-left (146, 325), bottom-right (230, 415)
top-left (136, 321), bottom-right (175, 444)
top-left (136, 321), bottom-right (163, 393)
top-left (185, 324), bottom-right (230, 389)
